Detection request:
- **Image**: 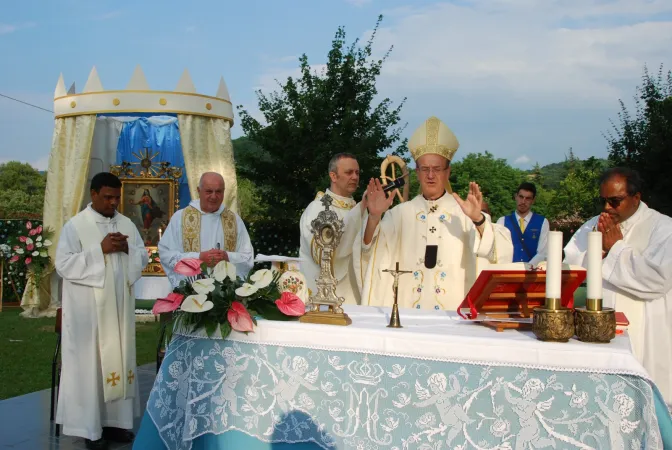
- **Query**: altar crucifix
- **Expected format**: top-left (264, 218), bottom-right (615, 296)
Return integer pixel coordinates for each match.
top-left (383, 262), bottom-right (412, 328)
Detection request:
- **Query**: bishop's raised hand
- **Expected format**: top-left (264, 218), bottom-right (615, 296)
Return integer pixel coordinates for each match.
top-left (365, 178), bottom-right (394, 218)
top-left (452, 182), bottom-right (484, 222)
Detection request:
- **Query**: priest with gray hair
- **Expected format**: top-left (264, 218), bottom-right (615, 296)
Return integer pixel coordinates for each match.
top-left (159, 172), bottom-right (254, 287)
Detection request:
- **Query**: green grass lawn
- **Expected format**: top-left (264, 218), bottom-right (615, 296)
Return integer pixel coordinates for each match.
top-left (0, 307), bottom-right (161, 400)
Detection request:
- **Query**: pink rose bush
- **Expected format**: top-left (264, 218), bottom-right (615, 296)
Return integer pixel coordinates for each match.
top-left (1, 221), bottom-right (54, 292)
top-left (166, 259), bottom-right (305, 339)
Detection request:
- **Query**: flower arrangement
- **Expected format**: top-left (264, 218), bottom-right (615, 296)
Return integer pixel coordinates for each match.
top-left (2, 221), bottom-right (53, 292)
top-left (152, 258), bottom-right (305, 339)
top-left (147, 247), bottom-right (160, 264)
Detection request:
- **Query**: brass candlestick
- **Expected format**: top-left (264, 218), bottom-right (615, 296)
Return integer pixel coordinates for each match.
top-left (383, 262), bottom-right (412, 328)
top-left (532, 297), bottom-right (575, 342)
top-left (575, 298), bottom-right (616, 343)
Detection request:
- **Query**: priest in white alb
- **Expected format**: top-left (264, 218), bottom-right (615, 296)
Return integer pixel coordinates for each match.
top-left (356, 116), bottom-right (512, 310)
top-left (299, 153), bottom-right (366, 304)
top-left (55, 172), bottom-right (147, 449)
top-left (564, 167), bottom-right (672, 407)
top-left (159, 172), bottom-right (254, 286)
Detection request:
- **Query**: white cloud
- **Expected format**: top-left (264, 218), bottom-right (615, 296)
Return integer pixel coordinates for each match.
top-left (251, 1), bottom-right (672, 165)
top-left (345, 0), bottom-right (372, 6)
top-left (514, 155), bottom-right (531, 166)
top-left (0, 22), bottom-right (36, 35)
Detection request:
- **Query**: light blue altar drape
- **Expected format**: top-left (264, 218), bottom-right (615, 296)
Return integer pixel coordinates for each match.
top-left (107, 114), bottom-right (191, 208)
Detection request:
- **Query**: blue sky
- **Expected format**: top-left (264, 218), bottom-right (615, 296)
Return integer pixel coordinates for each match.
top-left (1, 0), bottom-right (671, 170)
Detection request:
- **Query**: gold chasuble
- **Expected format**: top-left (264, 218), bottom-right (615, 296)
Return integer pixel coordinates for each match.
top-left (181, 205), bottom-right (238, 252)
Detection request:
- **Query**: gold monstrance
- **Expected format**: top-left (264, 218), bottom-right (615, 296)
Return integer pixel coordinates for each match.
top-left (299, 194), bottom-right (352, 326)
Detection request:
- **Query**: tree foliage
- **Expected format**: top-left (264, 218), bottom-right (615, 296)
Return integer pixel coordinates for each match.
top-left (605, 64), bottom-right (672, 215)
top-left (236, 15), bottom-right (407, 253)
top-left (449, 152), bottom-right (527, 221)
top-left (0, 162), bottom-right (46, 217)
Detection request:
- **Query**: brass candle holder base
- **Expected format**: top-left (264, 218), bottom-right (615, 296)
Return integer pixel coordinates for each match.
top-left (300, 310), bottom-right (352, 326)
top-left (387, 303), bottom-right (402, 328)
top-left (575, 307), bottom-right (616, 343)
top-left (532, 301), bottom-right (575, 342)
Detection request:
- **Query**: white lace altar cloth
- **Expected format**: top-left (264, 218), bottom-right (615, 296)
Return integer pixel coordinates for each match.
top-left (143, 305), bottom-right (667, 450)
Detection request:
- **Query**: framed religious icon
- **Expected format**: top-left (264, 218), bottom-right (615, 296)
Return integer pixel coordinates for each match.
top-left (119, 178), bottom-right (175, 248)
top-left (111, 152), bottom-right (183, 277)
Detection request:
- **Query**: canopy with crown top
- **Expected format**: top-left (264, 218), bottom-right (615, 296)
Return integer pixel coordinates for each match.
top-left (20, 65), bottom-right (240, 317)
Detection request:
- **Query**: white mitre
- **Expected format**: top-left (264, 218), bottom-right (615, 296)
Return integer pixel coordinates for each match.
top-left (409, 116), bottom-right (460, 192)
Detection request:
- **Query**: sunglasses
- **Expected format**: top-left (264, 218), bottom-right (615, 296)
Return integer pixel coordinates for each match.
top-left (597, 195), bottom-right (629, 208)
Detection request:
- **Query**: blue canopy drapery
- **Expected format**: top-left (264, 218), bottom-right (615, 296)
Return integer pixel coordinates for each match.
top-left (99, 113), bottom-right (191, 208)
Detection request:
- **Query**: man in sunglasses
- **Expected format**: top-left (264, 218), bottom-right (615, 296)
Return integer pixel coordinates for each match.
top-left (564, 167), bottom-right (672, 408)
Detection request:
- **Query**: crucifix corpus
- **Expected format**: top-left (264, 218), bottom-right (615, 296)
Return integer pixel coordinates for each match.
top-left (299, 194), bottom-right (352, 326)
top-left (383, 262), bottom-right (412, 328)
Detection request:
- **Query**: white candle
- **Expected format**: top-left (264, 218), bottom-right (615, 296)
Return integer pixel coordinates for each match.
top-left (587, 231), bottom-right (602, 300)
top-left (546, 231), bottom-right (563, 299)
top-left (158, 228), bottom-right (162, 240)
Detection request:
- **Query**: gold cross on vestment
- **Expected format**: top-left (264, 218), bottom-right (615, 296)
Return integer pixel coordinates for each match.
top-left (127, 370), bottom-right (135, 384)
top-left (106, 372), bottom-right (120, 387)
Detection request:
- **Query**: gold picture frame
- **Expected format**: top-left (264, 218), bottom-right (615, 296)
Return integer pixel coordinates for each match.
top-left (111, 152), bottom-right (183, 277)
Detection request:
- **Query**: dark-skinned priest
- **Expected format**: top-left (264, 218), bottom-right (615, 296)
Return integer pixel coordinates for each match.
top-left (356, 116), bottom-right (513, 310)
top-left (564, 167), bottom-right (672, 407)
top-left (55, 172), bottom-right (148, 449)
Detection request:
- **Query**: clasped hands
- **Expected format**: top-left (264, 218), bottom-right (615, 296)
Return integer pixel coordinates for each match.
top-left (364, 178), bottom-right (485, 222)
top-left (596, 213), bottom-right (623, 254)
top-left (199, 248), bottom-right (229, 267)
top-left (101, 232), bottom-right (129, 254)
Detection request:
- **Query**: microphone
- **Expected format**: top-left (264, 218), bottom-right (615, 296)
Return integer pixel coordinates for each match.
top-left (382, 175), bottom-right (407, 194)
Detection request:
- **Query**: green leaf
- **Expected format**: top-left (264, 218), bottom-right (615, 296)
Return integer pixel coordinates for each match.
top-left (219, 321), bottom-right (232, 339)
top-left (205, 320), bottom-right (217, 338)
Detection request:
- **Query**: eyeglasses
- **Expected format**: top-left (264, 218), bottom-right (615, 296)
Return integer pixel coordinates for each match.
top-left (597, 195), bottom-right (629, 208)
top-left (418, 166), bottom-right (447, 175)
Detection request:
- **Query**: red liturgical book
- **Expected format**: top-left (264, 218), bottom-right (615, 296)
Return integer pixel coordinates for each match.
top-left (457, 267), bottom-right (587, 325)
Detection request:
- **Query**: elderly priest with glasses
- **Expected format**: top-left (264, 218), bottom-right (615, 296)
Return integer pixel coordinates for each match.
top-left (356, 116), bottom-right (513, 310)
top-left (564, 167), bottom-right (672, 408)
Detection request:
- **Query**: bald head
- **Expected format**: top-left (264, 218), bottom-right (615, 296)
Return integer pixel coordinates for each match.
top-left (197, 172), bottom-right (225, 213)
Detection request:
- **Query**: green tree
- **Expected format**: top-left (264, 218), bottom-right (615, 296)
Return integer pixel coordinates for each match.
top-left (605, 64), bottom-right (672, 215)
top-left (0, 162), bottom-right (46, 217)
top-left (449, 152), bottom-right (526, 221)
top-left (237, 15), bottom-right (407, 254)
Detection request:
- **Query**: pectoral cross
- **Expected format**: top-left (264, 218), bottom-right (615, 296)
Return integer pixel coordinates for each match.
top-left (383, 262), bottom-right (413, 328)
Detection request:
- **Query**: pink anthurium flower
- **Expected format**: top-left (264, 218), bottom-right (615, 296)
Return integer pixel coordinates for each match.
top-left (25, 257), bottom-right (32, 265)
top-left (174, 258), bottom-right (203, 276)
top-left (18, 236), bottom-right (27, 243)
top-left (227, 301), bottom-right (254, 332)
top-left (275, 292), bottom-right (306, 316)
top-left (26, 244), bottom-right (34, 251)
top-left (9, 255), bottom-right (19, 263)
top-left (35, 225), bottom-right (42, 234)
top-left (25, 221), bottom-right (32, 230)
top-left (151, 293), bottom-right (185, 315)
top-left (29, 228), bottom-right (38, 236)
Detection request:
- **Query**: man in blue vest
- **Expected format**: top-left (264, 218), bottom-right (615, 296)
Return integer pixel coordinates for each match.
top-left (497, 182), bottom-right (549, 264)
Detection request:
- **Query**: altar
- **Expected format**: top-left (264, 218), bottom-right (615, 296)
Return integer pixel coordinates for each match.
top-left (134, 305), bottom-right (672, 450)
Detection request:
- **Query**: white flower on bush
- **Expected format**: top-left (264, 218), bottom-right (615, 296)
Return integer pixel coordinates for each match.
top-left (36, 236), bottom-right (42, 242)
top-left (43, 240), bottom-right (52, 247)
top-left (15, 248), bottom-right (24, 255)
top-left (250, 269), bottom-right (273, 288)
top-left (32, 251), bottom-right (39, 257)
top-left (212, 260), bottom-right (236, 282)
top-left (39, 251), bottom-right (47, 257)
top-left (180, 294), bottom-right (213, 313)
top-left (235, 283), bottom-right (258, 297)
top-left (192, 278), bottom-right (215, 295)
top-left (36, 242), bottom-right (42, 248)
